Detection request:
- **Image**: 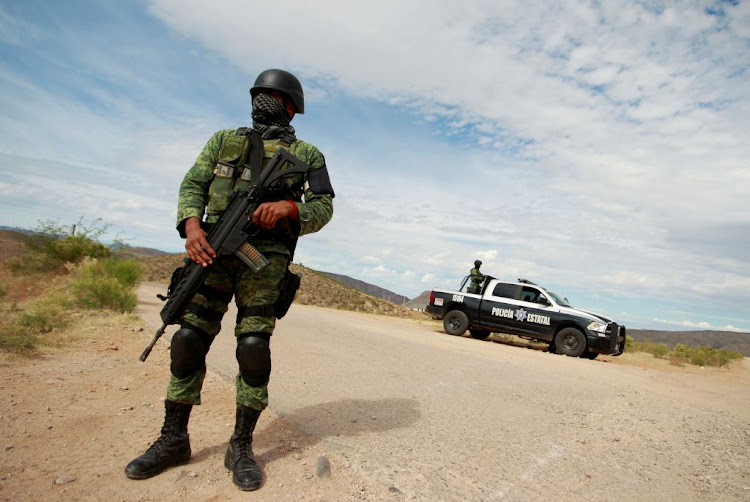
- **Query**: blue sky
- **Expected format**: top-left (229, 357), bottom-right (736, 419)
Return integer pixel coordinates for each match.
top-left (1, 0), bottom-right (749, 332)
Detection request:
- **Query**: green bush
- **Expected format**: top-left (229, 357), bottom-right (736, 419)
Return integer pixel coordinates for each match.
top-left (670, 343), bottom-right (743, 367)
top-left (68, 257), bottom-right (142, 312)
top-left (626, 337), bottom-right (743, 367)
top-left (16, 294), bottom-right (71, 334)
top-left (0, 324), bottom-right (37, 352)
top-left (1, 291), bottom-right (71, 351)
top-left (48, 235), bottom-right (111, 264)
top-left (101, 258), bottom-right (143, 288)
top-left (14, 218), bottom-right (113, 272)
top-left (626, 337), bottom-right (670, 358)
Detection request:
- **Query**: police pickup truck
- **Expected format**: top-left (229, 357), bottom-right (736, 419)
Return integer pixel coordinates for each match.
top-left (426, 277), bottom-right (626, 358)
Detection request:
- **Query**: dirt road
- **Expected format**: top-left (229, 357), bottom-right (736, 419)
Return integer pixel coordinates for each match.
top-left (1, 283), bottom-right (748, 501)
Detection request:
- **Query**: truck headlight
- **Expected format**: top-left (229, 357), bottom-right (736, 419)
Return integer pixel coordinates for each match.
top-left (587, 322), bottom-right (608, 336)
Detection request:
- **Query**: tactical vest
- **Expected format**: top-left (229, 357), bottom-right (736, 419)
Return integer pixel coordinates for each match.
top-left (206, 128), bottom-right (307, 255)
top-left (206, 128), bottom-right (305, 219)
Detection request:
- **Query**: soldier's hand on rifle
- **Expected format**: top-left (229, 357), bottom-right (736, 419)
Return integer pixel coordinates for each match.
top-left (184, 217), bottom-right (215, 267)
top-left (252, 200), bottom-right (298, 229)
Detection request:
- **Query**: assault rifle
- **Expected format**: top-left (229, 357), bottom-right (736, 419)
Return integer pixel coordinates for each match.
top-left (139, 148), bottom-right (311, 362)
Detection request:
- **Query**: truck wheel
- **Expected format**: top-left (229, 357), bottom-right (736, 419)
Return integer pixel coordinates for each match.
top-left (554, 328), bottom-right (586, 357)
top-left (470, 329), bottom-right (491, 340)
top-left (443, 311), bottom-right (469, 336)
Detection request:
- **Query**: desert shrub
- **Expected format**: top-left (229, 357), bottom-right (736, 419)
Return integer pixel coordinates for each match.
top-left (101, 257), bottom-right (143, 288)
top-left (0, 324), bottom-right (37, 352)
top-left (627, 337), bottom-right (743, 368)
top-left (1, 290), bottom-right (71, 352)
top-left (47, 234), bottom-right (111, 264)
top-left (627, 338), bottom-right (670, 358)
top-left (68, 257), bottom-right (142, 312)
top-left (670, 343), bottom-right (743, 367)
top-left (15, 291), bottom-right (72, 334)
top-left (11, 218), bottom-right (113, 272)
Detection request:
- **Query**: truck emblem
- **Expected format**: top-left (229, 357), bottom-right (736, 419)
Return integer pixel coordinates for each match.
top-left (514, 308), bottom-right (527, 322)
top-left (452, 294), bottom-right (464, 303)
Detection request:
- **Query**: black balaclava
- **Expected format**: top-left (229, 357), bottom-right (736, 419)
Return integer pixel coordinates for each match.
top-left (252, 93), bottom-right (296, 140)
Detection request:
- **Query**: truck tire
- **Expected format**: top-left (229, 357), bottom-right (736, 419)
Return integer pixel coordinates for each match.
top-left (470, 329), bottom-right (491, 340)
top-left (443, 311), bottom-right (469, 336)
top-left (554, 328), bottom-right (586, 357)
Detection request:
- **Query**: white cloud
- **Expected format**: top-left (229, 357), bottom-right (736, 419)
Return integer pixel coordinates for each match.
top-left (0, 1), bottom-right (748, 329)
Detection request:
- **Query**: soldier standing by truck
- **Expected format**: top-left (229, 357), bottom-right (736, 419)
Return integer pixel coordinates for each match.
top-left (468, 260), bottom-right (484, 294)
top-left (125, 69), bottom-right (335, 491)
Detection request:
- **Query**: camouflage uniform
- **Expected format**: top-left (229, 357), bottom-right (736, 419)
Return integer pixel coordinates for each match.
top-left (168, 129), bottom-right (333, 410)
top-left (469, 266), bottom-right (484, 294)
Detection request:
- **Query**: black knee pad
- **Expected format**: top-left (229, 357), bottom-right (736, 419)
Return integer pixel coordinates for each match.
top-left (170, 325), bottom-right (213, 379)
top-left (236, 332), bottom-right (271, 387)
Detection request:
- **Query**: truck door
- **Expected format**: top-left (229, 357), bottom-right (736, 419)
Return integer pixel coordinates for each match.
top-left (479, 282), bottom-right (522, 332)
top-left (481, 283), bottom-right (554, 339)
top-left (517, 286), bottom-right (555, 341)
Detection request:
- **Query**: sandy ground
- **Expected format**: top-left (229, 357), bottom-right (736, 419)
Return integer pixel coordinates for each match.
top-left (1, 294), bottom-right (749, 501)
top-left (0, 314), bottom-right (391, 502)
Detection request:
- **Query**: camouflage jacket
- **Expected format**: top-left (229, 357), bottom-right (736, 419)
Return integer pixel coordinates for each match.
top-left (176, 128), bottom-right (334, 256)
top-left (470, 267), bottom-right (484, 285)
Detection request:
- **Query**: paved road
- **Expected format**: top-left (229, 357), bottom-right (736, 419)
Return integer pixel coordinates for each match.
top-left (136, 282), bottom-right (750, 501)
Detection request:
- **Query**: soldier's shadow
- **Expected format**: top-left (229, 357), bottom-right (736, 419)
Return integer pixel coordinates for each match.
top-left (263, 397), bottom-right (420, 464)
top-left (192, 397), bottom-right (419, 466)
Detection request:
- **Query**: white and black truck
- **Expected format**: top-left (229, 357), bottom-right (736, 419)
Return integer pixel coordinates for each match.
top-left (426, 276), bottom-right (626, 359)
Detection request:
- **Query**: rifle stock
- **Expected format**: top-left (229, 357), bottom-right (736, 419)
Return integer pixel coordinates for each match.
top-left (139, 148), bottom-right (312, 361)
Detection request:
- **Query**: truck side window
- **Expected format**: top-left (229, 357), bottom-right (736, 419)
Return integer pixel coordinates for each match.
top-left (521, 287), bottom-right (538, 303)
top-left (492, 283), bottom-right (518, 299)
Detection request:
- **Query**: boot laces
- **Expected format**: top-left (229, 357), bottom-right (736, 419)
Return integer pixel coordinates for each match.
top-left (235, 412), bottom-right (256, 459)
top-left (148, 406), bottom-right (186, 454)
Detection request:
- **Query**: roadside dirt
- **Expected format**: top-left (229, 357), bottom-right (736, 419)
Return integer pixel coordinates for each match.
top-left (1, 307), bottom-right (748, 501)
top-left (0, 314), bottom-right (393, 502)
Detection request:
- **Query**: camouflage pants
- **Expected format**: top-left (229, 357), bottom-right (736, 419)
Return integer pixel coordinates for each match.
top-left (166, 252), bottom-right (288, 410)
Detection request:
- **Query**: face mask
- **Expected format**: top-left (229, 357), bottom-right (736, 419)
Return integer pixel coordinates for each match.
top-left (252, 93), bottom-right (290, 127)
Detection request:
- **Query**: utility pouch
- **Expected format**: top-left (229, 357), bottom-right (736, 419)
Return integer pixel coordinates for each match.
top-left (157, 260), bottom-right (189, 301)
top-left (275, 267), bottom-right (301, 319)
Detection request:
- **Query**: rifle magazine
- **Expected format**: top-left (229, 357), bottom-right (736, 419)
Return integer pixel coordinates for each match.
top-left (235, 242), bottom-right (270, 273)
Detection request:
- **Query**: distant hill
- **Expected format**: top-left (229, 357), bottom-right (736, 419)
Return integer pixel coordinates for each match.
top-left (406, 291), bottom-right (431, 310)
top-left (628, 329), bottom-right (750, 356)
top-left (113, 245), bottom-right (169, 259)
top-left (319, 271), bottom-right (410, 306)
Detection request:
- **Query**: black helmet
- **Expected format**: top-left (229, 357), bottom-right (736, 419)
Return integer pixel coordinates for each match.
top-left (250, 69), bottom-right (305, 114)
top-left (474, 260), bottom-right (482, 267)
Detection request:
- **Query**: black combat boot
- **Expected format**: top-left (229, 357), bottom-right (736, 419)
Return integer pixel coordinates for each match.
top-left (124, 400), bottom-right (192, 479)
top-left (224, 405), bottom-right (263, 490)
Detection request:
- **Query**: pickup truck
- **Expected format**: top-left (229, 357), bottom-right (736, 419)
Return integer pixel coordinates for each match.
top-left (426, 276), bottom-right (626, 358)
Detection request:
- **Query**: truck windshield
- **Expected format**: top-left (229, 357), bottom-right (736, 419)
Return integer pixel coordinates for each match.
top-left (545, 289), bottom-right (571, 307)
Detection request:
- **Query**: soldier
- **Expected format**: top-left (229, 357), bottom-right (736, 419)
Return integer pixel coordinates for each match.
top-left (468, 260), bottom-right (484, 294)
top-left (125, 69), bottom-right (335, 491)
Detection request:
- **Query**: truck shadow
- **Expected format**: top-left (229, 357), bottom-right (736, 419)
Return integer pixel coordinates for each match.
top-left (432, 329), bottom-right (551, 353)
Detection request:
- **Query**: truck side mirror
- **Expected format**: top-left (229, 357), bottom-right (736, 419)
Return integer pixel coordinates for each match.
top-left (537, 296), bottom-right (550, 306)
